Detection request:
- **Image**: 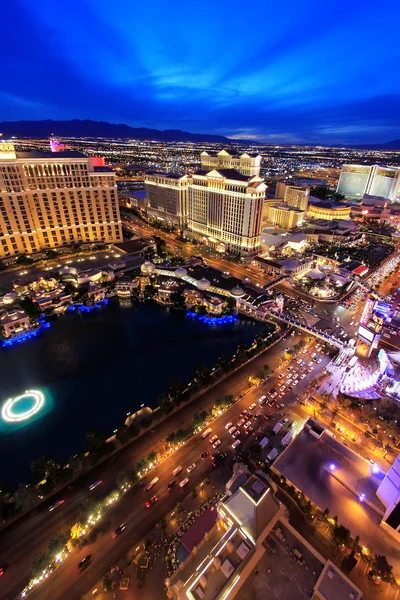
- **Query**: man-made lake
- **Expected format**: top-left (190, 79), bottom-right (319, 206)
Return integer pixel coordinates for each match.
top-left (0, 300), bottom-right (265, 485)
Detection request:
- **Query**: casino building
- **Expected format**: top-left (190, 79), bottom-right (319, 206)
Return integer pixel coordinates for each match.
top-left (0, 143), bottom-right (122, 259)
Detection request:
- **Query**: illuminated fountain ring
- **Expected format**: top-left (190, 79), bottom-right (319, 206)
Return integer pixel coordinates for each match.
top-left (1, 390), bottom-right (45, 423)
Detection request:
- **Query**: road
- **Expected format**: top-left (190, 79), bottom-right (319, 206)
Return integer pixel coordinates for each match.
top-left (121, 213), bottom-right (270, 287)
top-left (24, 336), bottom-right (331, 600)
top-left (0, 328), bottom-right (305, 600)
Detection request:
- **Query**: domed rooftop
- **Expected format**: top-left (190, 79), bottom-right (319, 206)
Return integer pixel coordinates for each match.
top-left (197, 277), bottom-right (211, 291)
top-left (230, 285), bottom-right (245, 298)
top-left (3, 292), bottom-right (17, 304)
top-left (175, 267), bottom-right (187, 278)
top-left (141, 260), bottom-right (156, 275)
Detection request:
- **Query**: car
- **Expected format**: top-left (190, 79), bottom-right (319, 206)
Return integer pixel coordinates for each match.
top-left (240, 411), bottom-right (247, 418)
top-left (145, 495), bottom-right (158, 508)
top-left (0, 563), bottom-right (8, 577)
top-left (213, 452), bottom-right (227, 465)
top-left (225, 422), bottom-right (233, 430)
top-left (232, 430), bottom-right (241, 438)
top-left (48, 499), bottom-right (64, 512)
top-left (89, 479), bottom-right (103, 491)
top-left (248, 403), bottom-right (256, 411)
top-left (213, 439), bottom-right (221, 448)
top-left (187, 463), bottom-right (196, 472)
top-left (145, 477), bottom-right (159, 491)
top-left (172, 466), bottom-right (183, 477)
top-left (179, 477), bottom-right (189, 488)
top-left (229, 426), bottom-right (236, 434)
top-left (201, 450), bottom-right (210, 459)
top-left (232, 440), bottom-right (241, 449)
top-left (112, 524), bottom-right (126, 538)
top-left (78, 555), bottom-right (92, 570)
top-left (300, 374), bottom-right (306, 379)
top-left (237, 419), bottom-right (245, 427)
top-left (243, 421), bottom-right (252, 430)
top-left (245, 426), bottom-right (254, 435)
top-left (167, 480), bottom-right (177, 491)
top-left (209, 435), bottom-right (218, 444)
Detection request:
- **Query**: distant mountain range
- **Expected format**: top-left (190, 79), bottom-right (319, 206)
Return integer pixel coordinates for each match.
top-left (1, 119), bottom-right (399, 149)
top-left (352, 139), bottom-right (400, 150)
top-left (0, 119), bottom-right (232, 144)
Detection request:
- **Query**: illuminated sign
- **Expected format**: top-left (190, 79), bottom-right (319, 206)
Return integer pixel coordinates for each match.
top-left (358, 325), bottom-right (375, 344)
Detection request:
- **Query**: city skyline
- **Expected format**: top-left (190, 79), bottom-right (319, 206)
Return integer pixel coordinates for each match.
top-left (2, 0), bottom-right (400, 145)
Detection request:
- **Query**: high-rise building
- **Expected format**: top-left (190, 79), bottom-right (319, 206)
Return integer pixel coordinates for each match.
top-left (266, 204), bottom-right (305, 229)
top-left (200, 149), bottom-right (261, 177)
top-left (0, 143), bottom-right (122, 259)
top-left (276, 183), bottom-right (309, 211)
top-left (187, 168), bottom-right (265, 255)
top-left (337, 164), bottom-right (400, 201)
top-left (144, 150), bottom-right (266, 255)
top-left (144, 172), bottom-right (190, 227)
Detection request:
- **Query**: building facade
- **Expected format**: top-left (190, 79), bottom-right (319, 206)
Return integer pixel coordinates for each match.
top-left (307, 198), bottom-right (350, 221)
top-left (200, 149), bottom-right (261, 177)
top-left (276, 183), bottom-right (309, 211)
top-left (267, 204), bottom-right (304, 229)
top-left (187, 168), bottom-right (265, 255)
top-left (337, 164), bottom-right (400, 201)
top-left (0, 143), bottom-right (122, 259)
top-left (144, 172), bottom-right (190, 227)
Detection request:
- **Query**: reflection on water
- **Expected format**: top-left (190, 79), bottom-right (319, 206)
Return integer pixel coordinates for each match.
top-left (0, 300), bottom-right (265, 485)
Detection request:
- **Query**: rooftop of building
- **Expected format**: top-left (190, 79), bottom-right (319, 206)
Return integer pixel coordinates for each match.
top-left (308, 196), bottom-right (348, 209)
top-left (271, 204), bottom-right (305, 213)
top-left (201, 149), bottom-right (260, 158)
top-left (192, 168), bottom-right (252, 182)
top-left (14, 150), bottom-right (86, 159)
top-left (145, 170), bottom-right (186, 179)
top-left (313, 560), bottom-right (363, 600)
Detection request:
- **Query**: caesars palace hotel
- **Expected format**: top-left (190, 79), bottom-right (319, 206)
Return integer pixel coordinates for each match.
top-left (0, 143), bottom-right (122, 259)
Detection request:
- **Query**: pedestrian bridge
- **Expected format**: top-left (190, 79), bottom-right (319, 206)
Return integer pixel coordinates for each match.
top-left (270, 309), bottom-right (348, 349)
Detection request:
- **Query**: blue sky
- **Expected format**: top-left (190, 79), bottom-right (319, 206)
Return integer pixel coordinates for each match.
top-left (2, 0), bottom-right (400, 144)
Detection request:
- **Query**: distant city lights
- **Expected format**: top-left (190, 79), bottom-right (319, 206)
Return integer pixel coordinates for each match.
top-left (1, 390), bottom-right (45, 423)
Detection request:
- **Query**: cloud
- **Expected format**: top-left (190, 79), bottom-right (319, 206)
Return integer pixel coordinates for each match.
top-left (1, 0), bottom-right (400, 143)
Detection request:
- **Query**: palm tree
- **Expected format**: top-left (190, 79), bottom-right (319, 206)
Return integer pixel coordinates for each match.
top-left (48, 532), bottom-right (69, 557)
top-left (32, 552), bottom-right (49, 575)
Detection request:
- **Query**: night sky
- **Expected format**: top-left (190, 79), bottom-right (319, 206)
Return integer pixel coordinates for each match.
top-left (2, 0), bottom-right (400, 144)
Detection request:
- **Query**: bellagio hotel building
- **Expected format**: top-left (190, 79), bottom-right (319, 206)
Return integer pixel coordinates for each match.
top-left (0, 143), bottom-right (122, 259)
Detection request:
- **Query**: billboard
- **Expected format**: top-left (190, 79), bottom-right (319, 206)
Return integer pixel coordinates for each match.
top-left (358, 325), bottom-right (375, 343)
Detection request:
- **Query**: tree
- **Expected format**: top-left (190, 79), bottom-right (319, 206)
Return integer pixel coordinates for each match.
top-left (116, 470), bottom-right (137, 490)
top-left (143, 283), bottom-right (156, 299)
top-left (170, 289), bottom-right (186, 309)
top-left (30, 455), bottom-right (60, 483)
top-left (148, 451), bottom-right (158, 464)
top-left (103, 575), bottom-right (112, 590)
top-left (192, 410), bottom-right (209, 431)
top-left (158, 392), bottom-right (173, 414)
top-left (168, 378), bottom-right (185, 401)
top-left (19, 297), bottom-right (41, 320)
top-left (86, 429), bottom-right (107, 453)
top-left (263, 364), bottom-right (272, 376)
top-left (13, 484), bottom-right (38, 512)
top-left (161, 518), bottom-right (168, 532)
top-left (333, 524), bottom-right (351, 547)
top-left (70, 522), bottom-right (84, 540)
top-left (115, 425), bottom-right (130, 444)
top-left (32, 552), bottom-right (49, 575)
top-left (310, 185), bottom-right (345, 201)
top-left (48, 532), bottom-right (68, 557)
top-left (192, 488), bottom-right (198, 498)
top-left (142, 247), bottom-right (155, 260)
top-left (372, 555), bottom-right (393, 581)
